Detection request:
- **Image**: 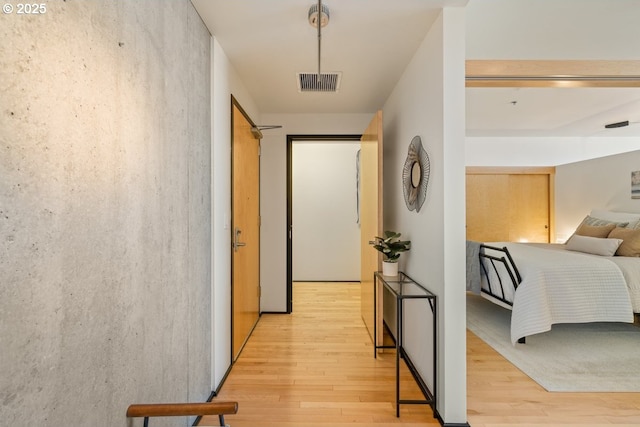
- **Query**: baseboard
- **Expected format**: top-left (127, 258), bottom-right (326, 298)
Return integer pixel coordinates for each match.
top-left (192, 391), bottom-right (218, 426)
top-left (293, 280), bottom-right (360, 283)
top-left (434, 409), bottom-right (470, 427)
top-left (382, 320), bottom-right (396, 344)
top-left (214, 364), bottom-right (234, 396)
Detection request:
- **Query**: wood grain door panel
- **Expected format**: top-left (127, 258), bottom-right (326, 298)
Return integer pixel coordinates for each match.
top-left (466, 174), bottom-right (510, 242)
top-left (232, 101), bottom-right (260, 361)
top-left (508, 174), bottom-right (549, 242)
top-left (360, 111), bottom-right (383, 345)
top-left (466, 173), bottom-right (550, 243)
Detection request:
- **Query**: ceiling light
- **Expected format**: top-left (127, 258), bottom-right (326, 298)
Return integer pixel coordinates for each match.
top-left (305, 1), bottom-right (330, 83)
top-left (308, 3), bottom-right (330, 28)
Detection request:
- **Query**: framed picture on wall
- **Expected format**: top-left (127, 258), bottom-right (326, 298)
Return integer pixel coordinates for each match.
top-left (632, 171), bottom-right (640, 199)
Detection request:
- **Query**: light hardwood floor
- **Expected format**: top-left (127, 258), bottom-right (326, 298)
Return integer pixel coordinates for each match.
top-left (201, 282), bottom-right (640, 427)
top-left (467, 330), bottom-right (640, 426)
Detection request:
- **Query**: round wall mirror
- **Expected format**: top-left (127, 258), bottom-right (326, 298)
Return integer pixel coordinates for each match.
top-left (402, 136), bottom-right (430, 212)
top-left (411, 162), bottom-right (421, 188)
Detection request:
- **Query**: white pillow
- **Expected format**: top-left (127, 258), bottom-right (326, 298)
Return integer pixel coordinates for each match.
top-left (590, 209), bottom-right (640, 228)
top-left (566, 234), bottom-right (623, 256)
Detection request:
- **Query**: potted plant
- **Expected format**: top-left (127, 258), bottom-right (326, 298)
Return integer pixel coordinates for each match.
top-left (373, 230), bottom-right (411, 276)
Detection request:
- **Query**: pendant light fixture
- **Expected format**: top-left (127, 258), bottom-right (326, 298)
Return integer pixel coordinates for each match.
top-left (297, 2), bottom-right (341, 93)
top-left (308, 1), bottom-right (330, 28)
top-left (308, 1), bottom-right (330, 79)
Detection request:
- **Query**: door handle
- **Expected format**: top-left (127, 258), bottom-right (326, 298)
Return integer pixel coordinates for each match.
top-left (233, 227), bottom-right (247, 252)
top-left (368, 240), bottom-right (376, 245)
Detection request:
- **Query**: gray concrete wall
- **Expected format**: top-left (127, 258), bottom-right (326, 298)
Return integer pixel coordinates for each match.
top-left (0, 1), bottom-right (212, 426)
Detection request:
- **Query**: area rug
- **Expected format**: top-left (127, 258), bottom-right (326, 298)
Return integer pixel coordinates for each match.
top-left (466, 293), bottom-right (640, 392)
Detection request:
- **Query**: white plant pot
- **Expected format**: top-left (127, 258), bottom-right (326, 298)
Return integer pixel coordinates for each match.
top-left (382, 260), bottom-right (399, 276)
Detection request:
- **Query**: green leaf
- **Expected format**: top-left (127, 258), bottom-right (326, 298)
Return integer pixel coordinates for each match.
top-left (371, 230), bottom-right (411, 260)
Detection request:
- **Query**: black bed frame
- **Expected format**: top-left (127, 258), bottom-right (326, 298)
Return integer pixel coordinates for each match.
top-left (478, 244), bottom-right (526, 343)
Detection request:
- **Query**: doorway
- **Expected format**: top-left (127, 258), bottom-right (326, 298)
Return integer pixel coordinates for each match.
top-left (284, 111), bottom-right (383, 344)
top-left (287, 135), bottom-right (361, 313)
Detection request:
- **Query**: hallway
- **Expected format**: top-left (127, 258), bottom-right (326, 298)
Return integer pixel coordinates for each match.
top-left (205, 282), bottom-right (437, 426)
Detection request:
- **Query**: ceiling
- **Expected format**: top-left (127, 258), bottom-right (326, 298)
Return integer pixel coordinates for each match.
top-left (467, 87), bottom-right (640, 137)
top-left (191, 0), bottom-right (640, 138)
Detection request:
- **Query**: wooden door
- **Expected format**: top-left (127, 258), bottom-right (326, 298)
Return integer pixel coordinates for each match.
top-left (465, 174), bottom-right (510, 242)
top-left (508, 174), bottom-right (550, 242)
top-left (466, 170), bottom-right (551, 243)
top-left (360, 111), bottom-right (383, 345)
top-left (232, 100), bottom-right (260, 361)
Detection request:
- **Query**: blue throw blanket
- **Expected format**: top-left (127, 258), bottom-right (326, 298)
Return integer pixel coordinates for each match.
top-left (466, 240), bottom-right (482, 294)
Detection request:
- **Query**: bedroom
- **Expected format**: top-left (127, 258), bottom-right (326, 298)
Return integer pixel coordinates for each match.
top-left (465, 142), bottom-right (640, 426)
top-left (464, 1), bottom-right (640, 423)
top-left (464, 0), bottom-right (640, 331)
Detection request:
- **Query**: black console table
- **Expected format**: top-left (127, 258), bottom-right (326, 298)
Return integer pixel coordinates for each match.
top-left (373, 271), bottom-right (437, 418)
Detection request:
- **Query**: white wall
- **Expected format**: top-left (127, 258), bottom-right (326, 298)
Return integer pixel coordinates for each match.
top-left (466, 136), bottom-right (640, 167)
top-left (259, 114), bottom-right (372, 312)
top-left (382, 8), bottom-right (467, 424)
top-left (211, 37), bottom-right (261, 389)
top-left (292, 142), bottom-right (361, 281)
top-left (555, 150), bottom-right (640, 242)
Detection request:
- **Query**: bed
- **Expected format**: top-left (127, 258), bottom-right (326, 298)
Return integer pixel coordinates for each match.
top-left (467, 209), bottom-right (640, 345)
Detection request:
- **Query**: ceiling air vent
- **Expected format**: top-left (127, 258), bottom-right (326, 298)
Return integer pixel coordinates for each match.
top-left (297, 72), bottom-right (342, 93)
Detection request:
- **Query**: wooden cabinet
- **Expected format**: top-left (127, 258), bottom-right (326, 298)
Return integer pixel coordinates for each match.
top-left (466, 168), bottom-right (554, 243)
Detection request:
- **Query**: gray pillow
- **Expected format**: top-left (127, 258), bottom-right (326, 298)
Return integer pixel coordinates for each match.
top-left (581, 215), bottom-right (629, 228)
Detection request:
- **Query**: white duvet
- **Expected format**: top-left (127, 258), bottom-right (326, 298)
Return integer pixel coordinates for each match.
top-left (480, 243), bottom-right (635, 344)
